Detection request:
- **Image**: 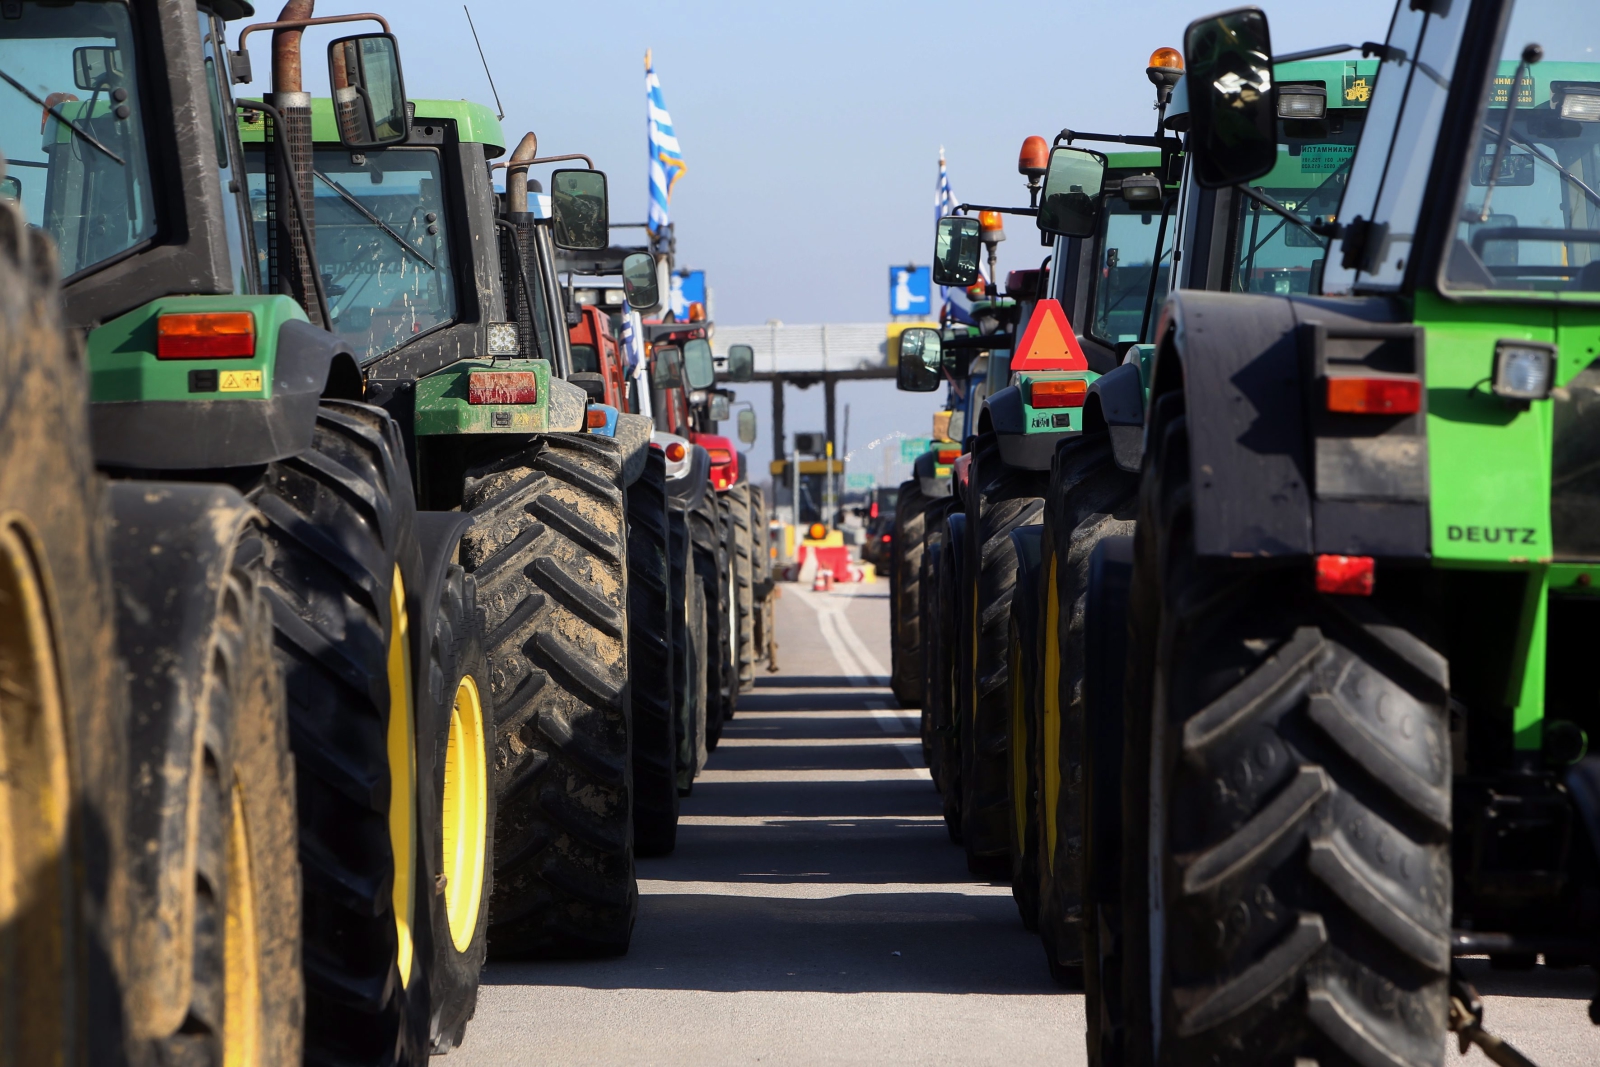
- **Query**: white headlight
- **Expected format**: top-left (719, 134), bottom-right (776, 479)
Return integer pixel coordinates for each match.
top-left (1560, 90), bottom-right (1600, 122)
top-left (1277, 86), bottom-right (1327, 120)
top-left (487, 322), bottom-right (520, 357)
top-left (1492, 341), bottom-right (1555, 402)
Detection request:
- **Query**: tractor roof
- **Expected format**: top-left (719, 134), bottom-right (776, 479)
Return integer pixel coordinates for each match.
top-left (238, 98), bottom-right (506, 158)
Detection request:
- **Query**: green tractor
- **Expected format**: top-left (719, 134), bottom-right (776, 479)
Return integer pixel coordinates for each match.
top-left (235, 18), bottom-right (660, 979)
top-left (1061, 4), bottom-right (1600, 1064)
top-left (2, 0), bottom-right (458, 1061)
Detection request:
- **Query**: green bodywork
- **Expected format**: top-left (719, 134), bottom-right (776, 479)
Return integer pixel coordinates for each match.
top-left (414, 358), bottom-right (555, 435)
top-left (238, 97), bottom-right (506, 155)
top-left (88, 295), bottom-right (306, 403)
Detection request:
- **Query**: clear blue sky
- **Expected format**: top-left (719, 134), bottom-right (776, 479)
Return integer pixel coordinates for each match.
top-left (236, 0), bottom-right (1399, 484)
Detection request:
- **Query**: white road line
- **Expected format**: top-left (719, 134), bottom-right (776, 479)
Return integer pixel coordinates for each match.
top-left (794, 586), bottom-right (891, 686)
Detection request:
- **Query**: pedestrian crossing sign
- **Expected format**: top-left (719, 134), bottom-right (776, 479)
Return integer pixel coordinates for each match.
top-left (1011, 299), bottom-right (1087, 371)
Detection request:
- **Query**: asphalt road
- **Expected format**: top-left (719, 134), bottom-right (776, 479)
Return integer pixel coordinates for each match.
top-left (451, 582), bottom-right (1596, 1066)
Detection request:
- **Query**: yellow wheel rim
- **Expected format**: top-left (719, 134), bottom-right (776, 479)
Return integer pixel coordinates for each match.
top-left (441, 674), bottom-right (487, 953)
top-left (386, 567), bottom-right (417, 988)
top-left (222, 781), bottom-right (260, 1067)
top-left (0, 518), bottom-right (73, 1065)
top-left (1043, 556), bottom-right (1063, 868)
top-left (1009, 634), bottom-right (1029, 854)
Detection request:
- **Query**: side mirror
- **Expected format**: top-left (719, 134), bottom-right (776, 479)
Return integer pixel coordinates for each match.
top-left (726, 343), bottom-right (754, 383)
top-left (551, 169), bottom-right (610, 250)
top-left (710, 393), bottom-right (732, 421)
top-left (1183, 7), bottom-right (1278, 189)
top-left (72, 46), bottom-right (124, 90)
top-left (621, 252), bottom-right (660, 310)
top-left (683, 338), bottom-right (715, 390)
top-left (1037, 146), bottom-right (1108, 237)
top-left (896, 328), bottom-right (943, 392)
top-left (737, 408), bottom-right (757, 445)
top-left (328, 34), bottom-right (409, 148)
top-left (932, 216), bottom-right (982, 287)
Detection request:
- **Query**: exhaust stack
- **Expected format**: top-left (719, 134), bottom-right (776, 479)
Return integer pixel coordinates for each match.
top-left (266, 0), bottom-right (322, 325)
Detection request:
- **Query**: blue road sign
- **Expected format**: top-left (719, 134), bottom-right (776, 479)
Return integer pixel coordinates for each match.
top-left (890, 265), bottom-right (931, 317)
top-left (670, 270), bottom-right (707, 318)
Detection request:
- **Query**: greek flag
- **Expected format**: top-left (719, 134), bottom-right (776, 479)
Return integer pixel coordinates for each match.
top-left (936, 147), bottom-right (959, 307)
top-left (646, 51), bottom-right (685, 235)
top-left (620, 308), bottom-right (652, 417)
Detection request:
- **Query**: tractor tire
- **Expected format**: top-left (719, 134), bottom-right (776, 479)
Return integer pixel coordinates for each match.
top-left (419, 563), bottom-right (494, 1051)
top-left (727, 481), bottom-right (756, 693)
top-left (1007, 526), bottom-right (1045, 932)
top-left (250, 400), bottom-right (431, 1066)
top-left (891, 479), bottom-right (936, 708)
top-left (1119, 394), bottom-right (1451, 1067)
top-left (1038, 431), bottom-right (1137, 987)
top-left (686, 572), bottom-right (710, 775)
top-left (689, 487), bottom-right (732, 746)
top-left (110, 489), bottom-right (301, 1067)
top-left (459, 432), bottom-right (635, 958)
top-left (669, 507), bottom-right (702, 795)
top-left (628, 449), bottom-right (679, 856)
top-left (0, 200), bottom-right (126, 1067)
top-left (933, 511), bottom-right (967, 844)
top-left (961, 433), bottom-right (1047, 875)
top-left (917, 496), bottom-right (955, 776)
top-left (718, 493), bottom-right (741, 717)
top-left (1082, 535), bottom-right (1134, 1064)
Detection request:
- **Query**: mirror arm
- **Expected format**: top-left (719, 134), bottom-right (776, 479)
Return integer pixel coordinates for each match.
top-left (953, 203), bottom-right (1038, 218)
top-left (1053, 129), bottom-right (1181, 152)
top-left (1273, 42), bottom-right (1357, 63)
top-left (236, 13), bottom-right (392, 66)
top-left (494, 153), bottom-right (596, 173)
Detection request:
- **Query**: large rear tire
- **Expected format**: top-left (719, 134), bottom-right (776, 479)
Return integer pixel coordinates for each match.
top-left (1007, 526), bottom-right (1045, 931)
top-left (251, 401), bottom-right (430, 1066)
top-left (669, 507), bottom-right (703, 795)
top-left (111, 490), bottom-right (301, 1067)
top-left (0, 201), bottom-right (126, 1067)
top-left (628, 449), bottom-right (679, 856)
top-left (961, 433), bottom-right (1046, 874)
top-left (1120, 395), bottom-right (1450, 1067)
top-left (1038, 431), bottom-right (1137, 987)
top-left (689, 487), bottom-right (731, 748)
top-left (917, 497), bottom-right (955, 777)
top-left (727, 481), bottom-right (756, 693)
top-left (891, 479), bottom-right (936, 708)
top-left (420, 563), bottom-right (494, 1051)
top-left (933, 512), bottom-right (967, 844)
top-left (459, 433), bottom-right (636, 958)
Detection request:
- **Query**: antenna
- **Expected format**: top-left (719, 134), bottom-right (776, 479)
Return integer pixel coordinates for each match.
top-left (463, 5), bottom-right (504, 121)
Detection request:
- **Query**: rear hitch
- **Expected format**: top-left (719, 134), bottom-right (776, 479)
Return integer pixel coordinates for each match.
top-left (1448, 968), bottom-right (1540, 1067)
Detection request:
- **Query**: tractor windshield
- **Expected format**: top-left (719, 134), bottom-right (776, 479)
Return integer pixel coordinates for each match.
top-left (246, 146), bottom-right (457, 361)
top-left (1090, 187), bottom-right (1174, 345)
top-left (0, 0), bottom-right (158, 279)
top-left (1442, 1), bottom-right (1600, 295)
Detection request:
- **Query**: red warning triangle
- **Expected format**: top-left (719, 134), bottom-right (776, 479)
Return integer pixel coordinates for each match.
top-left (1011, 299), bottom-right (1088, 372)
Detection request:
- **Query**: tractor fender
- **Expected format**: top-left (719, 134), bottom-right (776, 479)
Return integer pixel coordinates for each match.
top-left (108, 482), bottom-right (259, 1037)
top-left (92, 319), bottom-right (360, 470)
top-left (1082, 362), bottom-right (1145, 473)
top-left (984, 385), bottom-right (1071, 471)
top-left (1156, 290), bottom-right (1422, 559)
top-left (668, 444), bottom-right (712, 511)
top-left (913, 449), bottom-right (954, 498)
top-left (981, 386), bottom-right (1026, 435)
top-left (546, 376), bottom-right (589, 433)
top-left (615, 412), bottom-right (654, 487)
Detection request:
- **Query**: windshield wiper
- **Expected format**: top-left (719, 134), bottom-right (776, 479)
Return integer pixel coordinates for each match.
top-left (312, 170), bottom-right (437, 270)
top-left (1235, 184), bottom-right (1323, 243)
top-left (0, 66), bottom-right (124, 165)
top-left (1480, 45), bottom-right (1543, 221)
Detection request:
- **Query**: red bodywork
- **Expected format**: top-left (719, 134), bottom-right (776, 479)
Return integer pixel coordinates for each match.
top-left (692, 431), bottom-right (740, 492)
top-left (568, 305), bottom-right (628, 408)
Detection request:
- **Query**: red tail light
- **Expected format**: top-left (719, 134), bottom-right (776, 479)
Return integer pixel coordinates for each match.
top-left (468, 370), bottom-right (539, 405)
top-left (1316, 554), bottom-right (1374, 596)
top-left (157, 312), bottom-right (255, 359)
top-left (665, 441), bottom-right (687, 462)
top-left (1326, 377), bottom-right (1420, 415)
top-left (881, 534), bottom-right (892, 542)
top-left (1030, 378), bottom-right (1088, 409)
top-left (936, 448), bottom-right (961, 463)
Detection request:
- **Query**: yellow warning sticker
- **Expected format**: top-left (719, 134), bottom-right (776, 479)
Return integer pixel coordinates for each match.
top-left (219, 370), bottom-right (263, 392)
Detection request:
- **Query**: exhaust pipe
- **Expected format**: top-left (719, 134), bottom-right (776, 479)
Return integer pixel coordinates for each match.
top-left (505, 131), bottom-right (537, 214)
top-left (266, 0), bottom-right (322, 326)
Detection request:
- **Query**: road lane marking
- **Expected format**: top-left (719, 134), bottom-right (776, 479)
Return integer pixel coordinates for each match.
top-left (793, 587), bottom-right (891, 686)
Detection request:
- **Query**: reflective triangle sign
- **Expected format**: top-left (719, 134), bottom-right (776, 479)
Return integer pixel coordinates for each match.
top-left (1011, 299), bottom-right (1088, 371)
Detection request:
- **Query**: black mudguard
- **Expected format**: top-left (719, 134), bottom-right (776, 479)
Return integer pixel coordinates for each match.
top-left (1082, 362), bottom-right (1145, 473)
top-left (983, 385), bottom-right (1071, 471)
top-left (92, 319), bottom-right (360, 470)
top-left (1154, 291), bottom-right (1424, 559)
top-left (668, 446), bottom-right (711, 511)
top-left (913, 449), bottom-right (954, 497)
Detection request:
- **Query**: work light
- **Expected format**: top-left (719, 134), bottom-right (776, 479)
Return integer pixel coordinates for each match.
top-left (1492, 341), bottom-right (1556, 403)
top-left (1560, 88), bottom-right (1600, 122)
top-left (487, 322), bottom-right (519, 356)
top-left (1120, 175), bottom-right (1164, 203)
top-left (1277, 84), bottom-right (1327, 120)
